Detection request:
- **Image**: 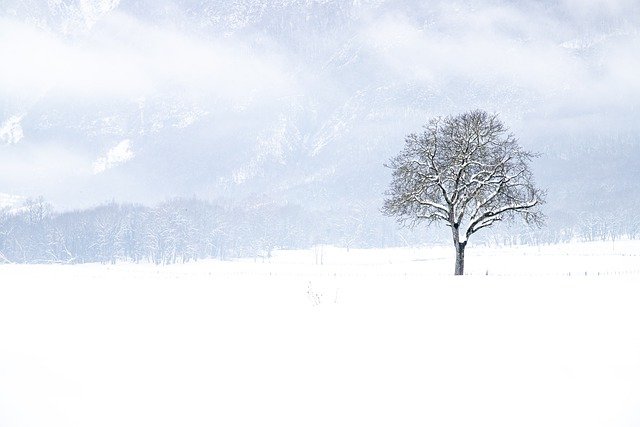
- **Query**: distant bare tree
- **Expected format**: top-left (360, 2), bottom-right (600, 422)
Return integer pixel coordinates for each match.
top-left (93, 204), bottom-right (124, 264)
top-left (383, 110), bottom-right (545, 275)
top-left (0, 207), bottom-right (12, 263)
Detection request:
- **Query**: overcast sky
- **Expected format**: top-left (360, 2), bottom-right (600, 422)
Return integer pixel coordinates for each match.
top-left (1, 0), bottom-right (638, 208)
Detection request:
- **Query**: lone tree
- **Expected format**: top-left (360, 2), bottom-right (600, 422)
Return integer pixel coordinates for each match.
top-left (382, 110), bottom-right (544, 275)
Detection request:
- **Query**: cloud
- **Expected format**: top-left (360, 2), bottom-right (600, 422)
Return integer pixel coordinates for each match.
top-left (558, 0), bottom-right (639, 19)
top-left (0, 12), bottom-right (298, 104)
top-left (0, 141), bottom-right (89, 199)
top-left (358, 2), bottom-right (640, 131)
top-left (93, 139), bottom-right (134, 174)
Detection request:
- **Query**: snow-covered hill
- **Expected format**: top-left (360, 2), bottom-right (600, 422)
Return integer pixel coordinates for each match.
top-left (1, 0), bottom-right (639, 234)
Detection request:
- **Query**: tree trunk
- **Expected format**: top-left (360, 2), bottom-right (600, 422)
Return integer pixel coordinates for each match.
top-left (454, 241), bottom-right (466, 275)
top-left (452, 225), bottom-right (467, 275)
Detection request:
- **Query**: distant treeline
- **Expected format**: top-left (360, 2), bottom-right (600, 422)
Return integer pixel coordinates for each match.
top-left (0, 197), bottom-right (398, 264)
top-left (1, 197), bottom-right (638, 264)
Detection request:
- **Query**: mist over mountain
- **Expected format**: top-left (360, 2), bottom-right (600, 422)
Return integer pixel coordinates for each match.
top-left (1, 0), bottom-right (639, 241)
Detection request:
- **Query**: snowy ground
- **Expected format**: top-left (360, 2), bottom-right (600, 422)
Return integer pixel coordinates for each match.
top-left (1, 241), bottom-right (640, 427)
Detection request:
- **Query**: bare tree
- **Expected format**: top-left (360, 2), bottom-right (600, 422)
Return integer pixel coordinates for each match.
top-left (382, 110), bottom-right (545, 275)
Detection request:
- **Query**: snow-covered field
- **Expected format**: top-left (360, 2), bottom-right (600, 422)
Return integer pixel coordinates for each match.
top-left (1, 241), bottom-right (640, 427)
